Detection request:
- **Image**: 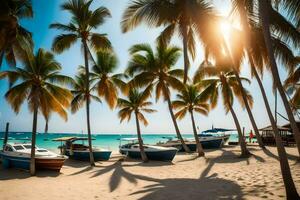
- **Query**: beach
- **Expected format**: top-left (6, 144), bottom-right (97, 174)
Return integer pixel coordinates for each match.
top-left (0, 145), bottom-right (299, 200)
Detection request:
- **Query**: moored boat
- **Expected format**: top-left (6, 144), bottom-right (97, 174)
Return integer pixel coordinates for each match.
top-left (119, 138), bottom-right (178, 161)
top-left (53, 137), bottom-right (112, 161)
top-left (0, 143), bottom-right (67, 171)
top-left (157, 135), bottom-right (226, 151)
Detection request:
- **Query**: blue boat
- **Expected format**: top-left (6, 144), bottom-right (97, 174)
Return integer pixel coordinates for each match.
top-left (119, 138), bottom-right (178, 161)
top-left (53, 137), bottom-right (112, 161)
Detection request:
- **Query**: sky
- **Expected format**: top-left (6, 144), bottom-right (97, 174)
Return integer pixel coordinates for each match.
top-left (0, 0), bottom-right (292, 134)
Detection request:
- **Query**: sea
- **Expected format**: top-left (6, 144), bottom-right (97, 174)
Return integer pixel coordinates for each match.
top-left (0, 132), bottom-right (241, 151)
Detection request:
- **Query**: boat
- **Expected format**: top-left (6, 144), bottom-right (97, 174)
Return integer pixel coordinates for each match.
top-left (157, 136), bottom-right (225, 151)
top-left (119, 138), bottom-right (178, 161)
top-left (53, 137), bottom-right (112, 161)
top-left (0, 143), bottom-right (67, 171)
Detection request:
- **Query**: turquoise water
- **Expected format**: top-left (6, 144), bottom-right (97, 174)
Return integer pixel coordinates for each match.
top-left (0, 132), bottom-right (240, 151)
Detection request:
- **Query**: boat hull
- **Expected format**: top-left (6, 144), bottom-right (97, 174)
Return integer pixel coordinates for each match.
top-left (182, 139), bottom-right (223, 152)
top-left (159, 138), bottom-right (223, 152)
top-left (1, 153), bottom-right (66, 171)
top-left (65, 150), bottom-right (111, 161)
top-left (125, 149), bottom-right (177, 162)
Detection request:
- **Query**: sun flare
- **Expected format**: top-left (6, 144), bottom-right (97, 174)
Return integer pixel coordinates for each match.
top-left (220, 20), bottom-right (232, 41)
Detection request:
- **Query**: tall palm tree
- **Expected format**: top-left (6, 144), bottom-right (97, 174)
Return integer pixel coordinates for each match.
top-left (194, 61), bottom-right (252, 157)
top-left (205, 19), bottom-right (266, 149)
top-left (117, 88), bottom-right (156, 162)
top-left (50, 0), bottom-right (112, 165)
top-left (231, 0), bottom-right (300, 156)
top-left (126, 41), bottom-right (190, 153)
top-left (70, 69), bottom-right (101, 150)
top-left (172, 84), bottom-right (209, 157)
top-left (90, 50), bottom-right (126, 109)
top-left (121, 0), bottom-right (218, 83)
top-left (258, 1), bottom-right (300, 165)
top-left (0, 48), bottom-right (72, 175)
top-left (232, 2), bottom-right (300, 197)
top-left (0, 0), bottom-right (33, 67)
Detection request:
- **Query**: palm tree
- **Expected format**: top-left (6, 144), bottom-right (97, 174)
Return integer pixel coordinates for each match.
top-left (231, 2), bottom-right (300, 197)
top-left (194, 61), bottom-right (251, 157)
top-left (231, 0), bottom-right (300, 155)
top-left (50, 0), bottom-right (112, 165)
top-left (121, 0), bottom-right (218, 83)
top-left (0, 48), bottom-right (72, 175)
top-left (258, 1), bottom-right (300, 163)
top-left (172, 84), bottom-right (209, 157)
top-left (117, 88), bottom-right (156, 162)
top-left (70, 70), bottom-right (101, 143)
top-left (126, 41), bottom-right (191, 153)
top-left (284, 59), bottom-right (300, 112)
top-left (0, 0), bottom-right (33, 67)
top-left (90, 50), bottom-right (126, 109)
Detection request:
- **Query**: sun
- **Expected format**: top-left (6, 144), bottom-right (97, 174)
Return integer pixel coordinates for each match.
top-left (220, 20), bottom-right (232, 42)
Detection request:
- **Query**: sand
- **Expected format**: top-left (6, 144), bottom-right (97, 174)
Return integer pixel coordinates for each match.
top-left (0, 145), bottom-right (299, 200)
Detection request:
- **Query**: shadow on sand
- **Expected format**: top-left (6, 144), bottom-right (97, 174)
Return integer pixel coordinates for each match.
top-left (0, 166), bottom-right (61, 180)
top-left (84, 152), bottom-right (246, 199)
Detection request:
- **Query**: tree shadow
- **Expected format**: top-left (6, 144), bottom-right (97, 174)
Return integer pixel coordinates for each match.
top-left (262, 147), bottom-right (299, 162)
top-left (129, 173), bottom-right (244, 200)
top-left (199, 148), bottom-right (265, 180)
top-left (0, 167), bottom-right (61, 180)
top-left (87, 158), bottom-right (244, 199)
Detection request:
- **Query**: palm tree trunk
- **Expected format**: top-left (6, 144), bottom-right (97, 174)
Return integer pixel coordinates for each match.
top-left (182, 25), bottom-right (189, 84)
top-left (190, 110), bottom-right (204, 157)
top-left (221, 36), bottom-right (265, 149)
top-left (259, 1), bottom-right (300, 198)
top-left (259, 0), bottom-right (300, 158)
top-left (228, 103), bottom-right (250, 157)
top-left (135, 111), bottom-right (148, 162)
top-left (44, 119), bottom-right (48, 134)
top-left (166, 93), bottom-right (191, 153)
top-left (30, 101), bottom-right (38, 175)
top-left (83, 39), bottom-right (95, 166)
top-left (232, 69), bottom-right (265, 148)
top-left (251, 56), bottom-right (299, 199)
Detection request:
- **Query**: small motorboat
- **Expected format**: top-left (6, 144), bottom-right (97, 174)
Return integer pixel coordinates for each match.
top-left (119, 138), bottom-right (178, 161)
top-left (0, 143), bottom-right (67, 171)
top-left (157, 135), bottom-right (226, 151)
top-left (53, 137), bottom-right (111, 161)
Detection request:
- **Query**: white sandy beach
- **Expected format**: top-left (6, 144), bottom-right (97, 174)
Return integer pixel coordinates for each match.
top-left (0, 145), bottom-right (299, 200)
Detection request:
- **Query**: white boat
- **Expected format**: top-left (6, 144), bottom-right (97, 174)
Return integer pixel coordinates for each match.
top-left (119, 138), bottom-right (178, 161)
top-left (0, 143), bottom-right (68, 171)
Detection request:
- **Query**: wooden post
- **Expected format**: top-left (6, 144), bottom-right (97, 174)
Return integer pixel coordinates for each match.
top-left (242, 127), bottom-right (245, 143)
top-left (3, 122), bottom-right (9, 150)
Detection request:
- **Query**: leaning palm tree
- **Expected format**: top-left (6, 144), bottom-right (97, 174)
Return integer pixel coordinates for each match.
top-left (194, 61), bottom-right (251, 157)
top-left (50, 0), bottom-right (112, 165)
top-left (258, 1), bottom-right (300, 165)
top-left (121, 0), bottom-right (218, 83)
top-left (231, 1), bottom-right (300, 198)
top-left (172, 84), bottom-right (209, 157)
top-left (126, 41), bottom-right (190, 153)
top-left (0, 48), bottom-right (72, 175)
top-left (0, 0), bottom-right (33, 67)
top-left (231, 0), bottom-right (300, 156)
top-left (117, 88), bottom-right (156, 162)
top-left (90, 50), bottom-right (126, 109)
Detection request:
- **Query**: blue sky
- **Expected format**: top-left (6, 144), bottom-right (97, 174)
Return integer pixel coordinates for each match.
top-left (0, 0), bottom-right (291, 134)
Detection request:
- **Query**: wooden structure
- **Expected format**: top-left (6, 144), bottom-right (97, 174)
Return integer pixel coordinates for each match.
top-left (259, 125), bottom-right (296, 146)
